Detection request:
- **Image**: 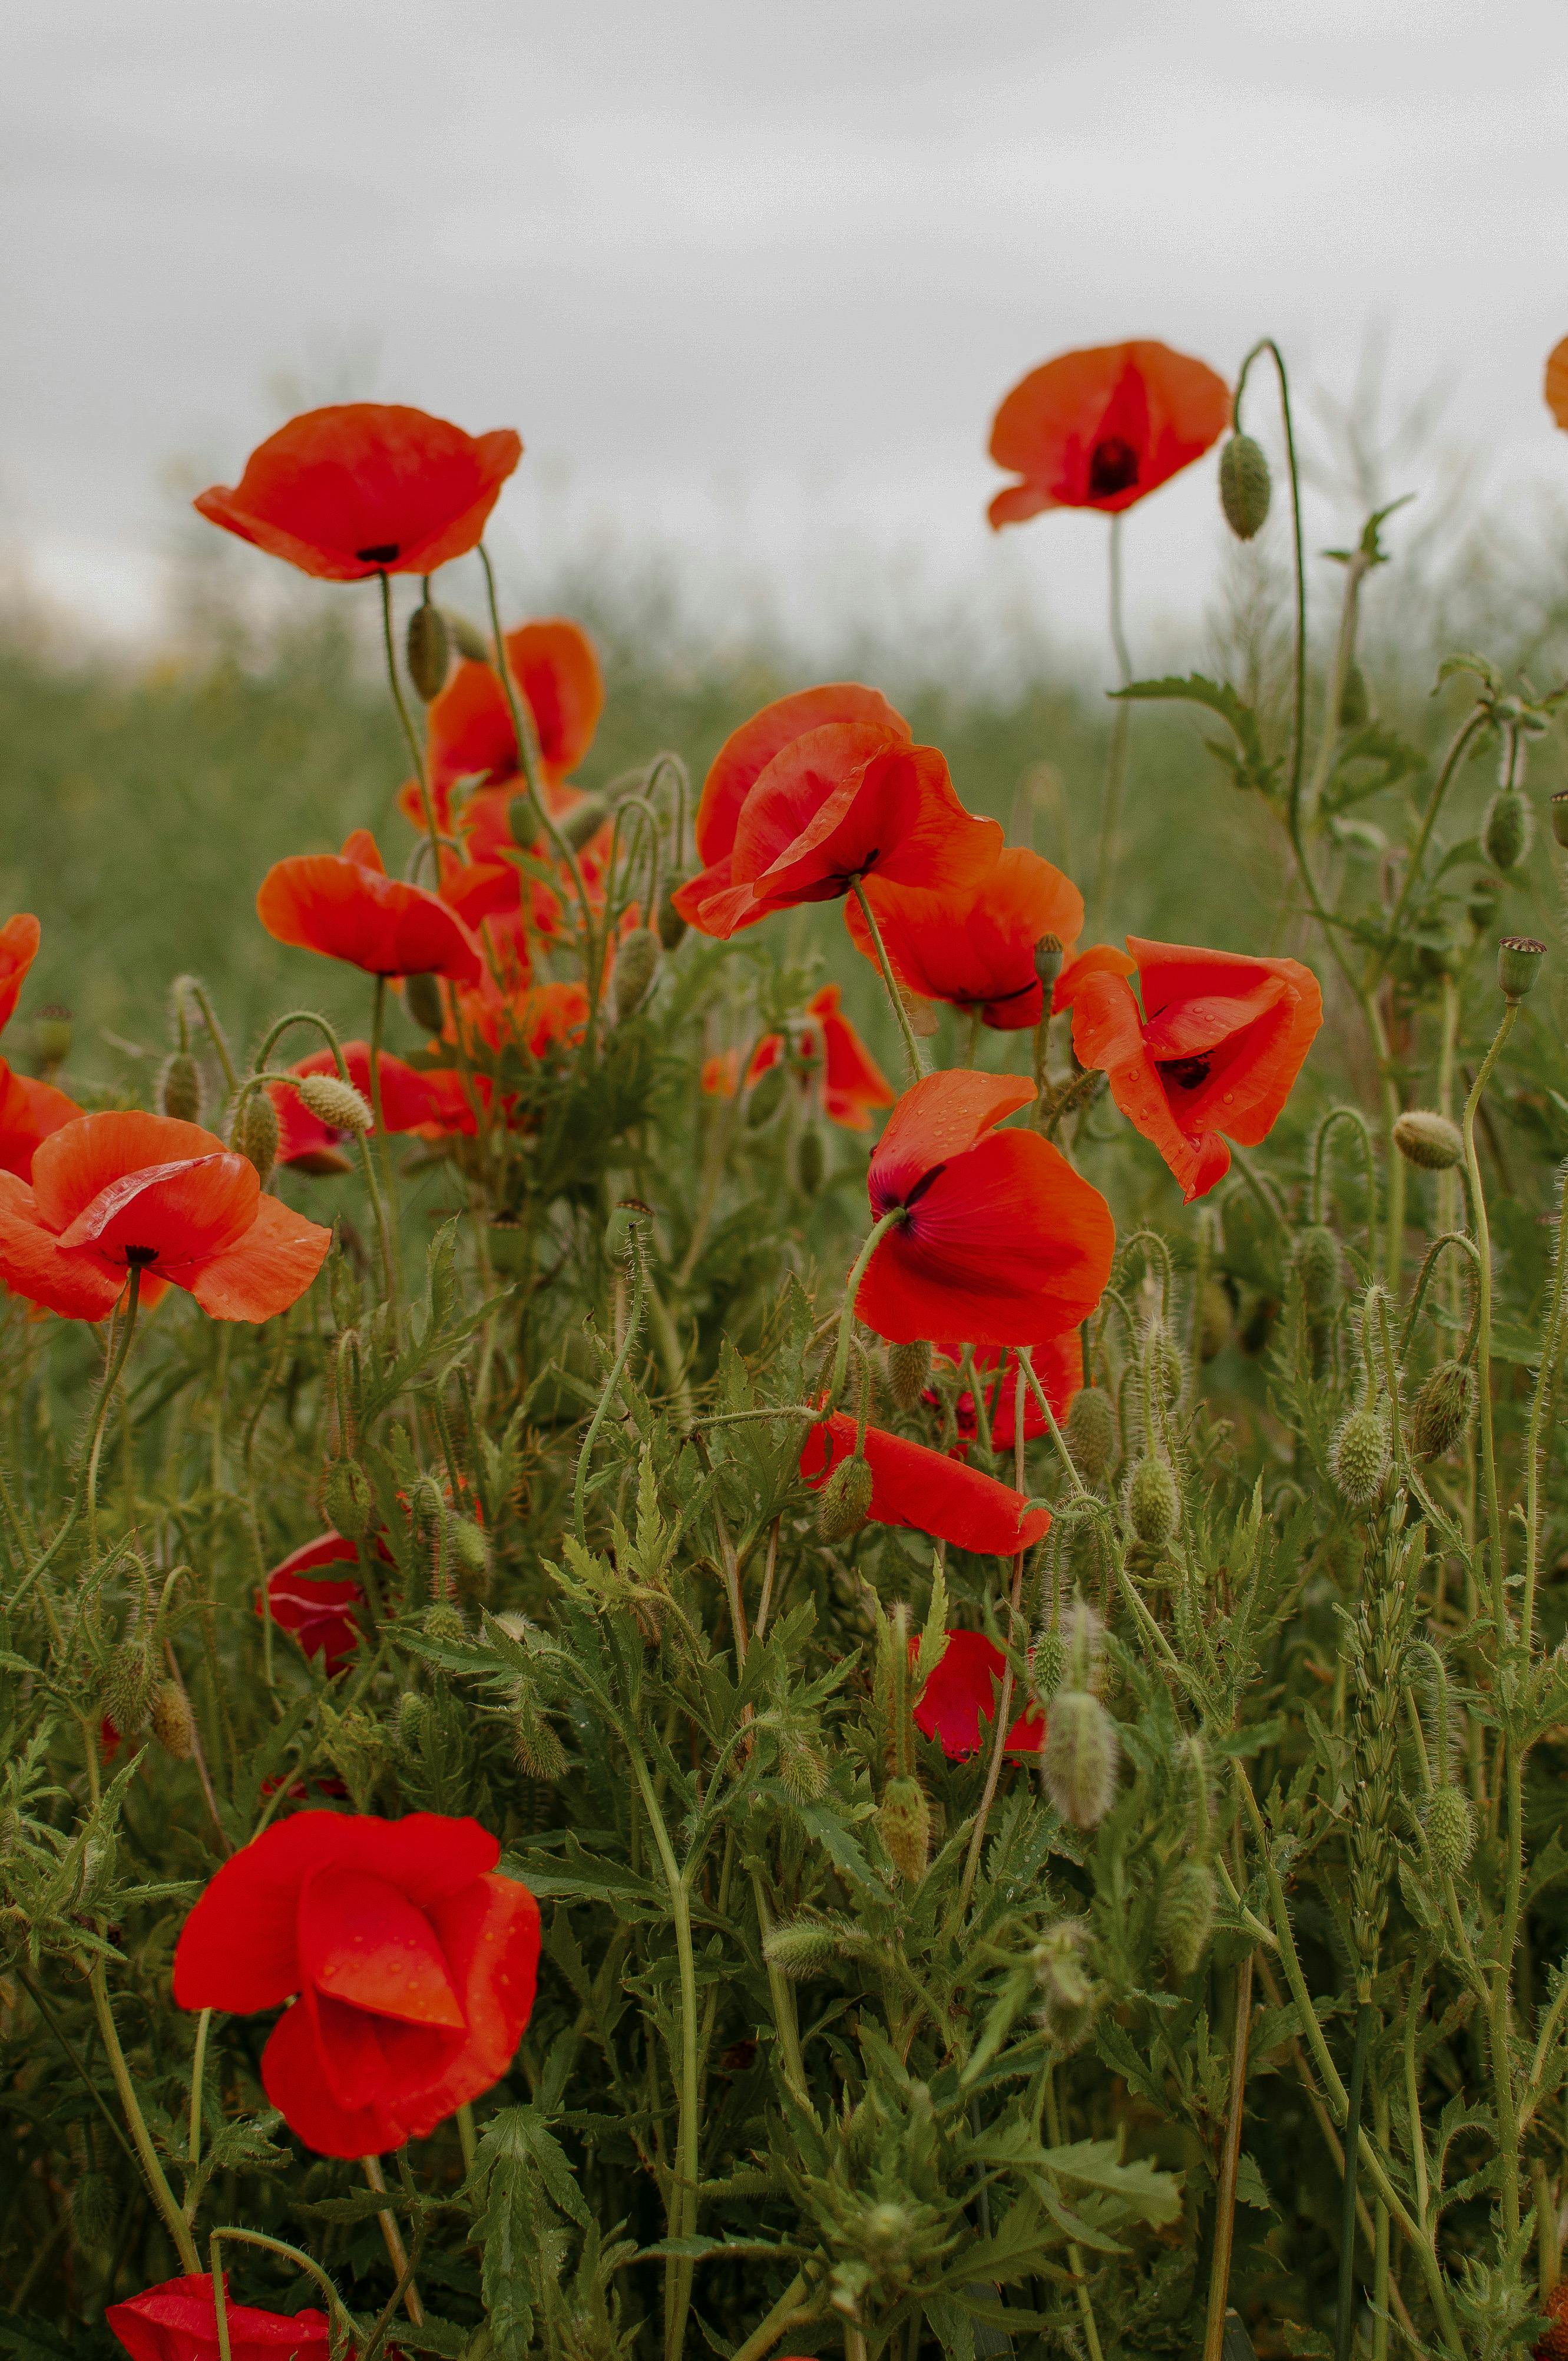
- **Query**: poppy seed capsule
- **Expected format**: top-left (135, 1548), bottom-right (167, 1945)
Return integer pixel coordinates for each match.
top-left (403, 971), bottom-right (445, 1036)
top-left (1127, 1456), bottom-right (1180, 1547)
top-left (819, 1453), bottom-right (874, 1542)
top-left (763, 1919), bottom-right (840, 1979)
top-left (150, 1678), bottom-right (196, 1761)
top-left (296, 1073), bottom-right (374, 1135)
top-left (231, 1088), bottom-right (280, 1186)
top-left (1065, 1384), bottom-right (1116, 1482)
top-left (1498, 934), bottom-right (1546, 1001)
top-left (1033, 931), bottom-right (1065, 991)
top-left (1412, 1361), bottom-right (1476, 1461)
top-left (1218, 432), bottom-right (1272, 540)
top-left (886, 1337), bottom-right (932, 1413)
top-left (1425, 1783), bottom-right (1476, 1875)
top-left (1483, 786), bottom-right (1532, 871)
top-left (158, 1050), bottom-right (203, 1125)
top-left (1392, 1110), bottom-right (1465, 1171)
top-left (1157, 1859), bottom-right (1217, 1977)
top-left (1041, 1689), bottom-right (1120, 1828)
top-left (878, 1774), bottom-right (931, 1881)
top-left (405, 599), bottom-right (449, 702)
top-left (1294, 1224), bottom-right (1343, 1315)
top-left (323, 1457), bottom-right (374, 1540)
top-left (613, 926), bottom-right (661, 1022)
top-left (656, 889), bottom-right (689, 952)
top-left (1332, 1406), bottom-right (1390, 1506)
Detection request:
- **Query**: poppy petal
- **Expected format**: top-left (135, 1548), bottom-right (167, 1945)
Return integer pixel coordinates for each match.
top-left (0, 915), bottom-right (41, 1034)
top-left (299, 1866), bottom-right (465, 2029)
top-left (58, 1154), bottom-right (259, 1265)
top-left (0, 1062), bottom-right (82, 1181)
top-left (695, 684), bottom-right (911, 867)
top-left (869, 1069), bottom-right (1036, 1213)
top-left (260, 1992), bottom-right (399, 2157)
top-left (0, 1170), bottom-right (123, 1321)
top-left (912, 1629), bottom-right (1045, 1759)
top-left (183, 1193), bottom-right (331, 1322)
top-left (409, 1873), bottom-right (543, 2131)
top-left (801, 1414), bottom-right (1048, 1554)
top-left (31, 1111), bottom-right (230, 1233)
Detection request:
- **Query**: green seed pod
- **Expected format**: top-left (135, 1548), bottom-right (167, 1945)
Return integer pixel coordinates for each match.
top-left (1033, 931), bottom-right (1065, 992)
top-left (158, 1049), bottom-right (203, 1125)
top-left (795, 1124), bottom-right (824, 1198)
top-left (746, 1063), bottom-right (788, 1129)
top-left (1126, 1456), bottom-right (1180, 1548)
top-left (1338, 660), bottom-right (1370, 730)
top-left (1041, 1690), bottom-right (1120, 1828)
top-left (1498, 934), bottom-right (1546, 1001)
top-left (323, 1458), bottom-right (374, 1540)
top-left (657, 888), bottom-right (689, 952)
top-left (33, 1003), bottom-right (72, 1069)
top-left (397, 1690), bottom-right (428, 1748)
top-left (231, 1088), bottom-right (280, 1187)
top-left (1552, 789), bottom-right (1568, 849)
top-left (403, 971), bottom-right (445, 1036)
top-left (763, 1918), bottom-right (841, 1979)
top-left (104, 1636), bottom-right (156, 1735)
top-left (1218, 432), bottom-right (1272, 540)
top-left (1425, 1783), bottom-right (1476, 1876)
top-left (422, 1599), bottom-right (467, 1645)
top-left (1031, 1623), bottom-right (1069, 1703)
top-left (297, 1072), bottom-right (374, 1135)
top-left (560, 792), bottom-right (610, 852)
top-left (1294, 1224), bottom-right (1343, 1315)
top-left (886, 1337), bottom-right (932, 1413)
top-left (445, 608), bottom-right (490, 663)
top-left (1483, 786), bottom-right (1531, 871)
top-left (778, 1731), bottom-right (829, 1800)
top-left (150, 1679), bottom-right (195, 1761)
top-left (1392, 1110), bottom-right (1464, 1170)
top-left (1065, 1384), bottom-right (1116, 1483)
top-left (1157, 1859), bottom-right (1218, 1978)
top-left (1032, 1919), bottom-right (1096, 2049)
top-left (72, 2171), bottom-right (116, 2248)
top-left (451, 1516), bottom-right (490, 1601)
top-left (512, 1694), bottom-right (568, 1780)
top-left (878, 1774), bottom-right (931, 1881)
top-left (1412, 1361), bottom-right (1476, 1462)
top-left (1332, 1406), bottom-right (1390, 1507)
top-left (819, 1454), bottom-right (874, 1542)
top-left (613, 925), bottom-right (661, 1021)
top-left (405, 598), bottom-right (450, 702)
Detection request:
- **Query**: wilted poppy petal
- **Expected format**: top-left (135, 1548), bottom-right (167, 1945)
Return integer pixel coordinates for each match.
top-left (801, 1414), bottom-right (1048, 1554)
top-left (695, 683), bottom-right (911, 867)
top-left (184, 1193), bottom-right (331, 1322)
top-left (300, 1866), bottom-right (464, 2029)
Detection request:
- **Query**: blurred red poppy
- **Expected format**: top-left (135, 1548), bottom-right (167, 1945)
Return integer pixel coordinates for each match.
top-left (260, 1535), bottom-right (370, 1675)
top-left (1546, 336), bottom-right (1568, 429)
top-left (107, 2274), bottom-right (330, 2361)
top-left (173, 1808), bottom-right (541, 2157)
top-left (744, 984), bottom-right (893, 1133)
top-left (258, 829), bottom-right (482, 983)
top-left (988, 341), bottom-right (1230, 528)
top-left (857, 1072), bottom-right (1114, 1348)
top-left (932, 1331), bottom-right (1081, 1452)
top-left (800, 1414), bottom-right (1049, 1556)
top-left (702, 1049), bottom-right (740, 1098)
top-left (1067, 935), bottom-right (1322, 1202)
top-left (0, 914), bottom-right (40, 1032)
top-left (270, 1043), bottom-right (451, 1175)
top-left (846, 847), bottom-right (1083, 1030)
top-left (194, 404), bottom-right (521, 581)
top-left (0, 1111), bottom-right (331, 1323)
top-left (0, 1060), bottom-right (82, 1180)
top-left (408, 620), bottom-right (604, 835)
top-left (911, 1629), bottom-right (1044, 1760)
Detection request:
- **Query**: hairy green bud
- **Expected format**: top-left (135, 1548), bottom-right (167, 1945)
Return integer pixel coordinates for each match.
top-left (656, 889), bottom-right (689, 952)
top-left (1332, 1406), bottom-right (1390, 1507)
top-left (1065, 1384), bottom-right (1116, 1483)
top-left (1552, 789), bottom-right (1568, 850)
top-left (297, 1072), bottom-right (374, 1135)
top-left (405, 599), bottom-right (450, 702)
top-left (104, 1636), bottom-right (156, 1736)
top-left (512, 1692), bottom-right (568, 1780)
top-left (819, 1454), bottom-right (874, 1543)
top-left (795, 1124), bottom-right (824, 1198)
top-left (746, 1063), bottom-right (788, 1129)
top-left (150, 1678), bottom-right (195, 1761)
top-left (1295, 1224), bottom-right (1343, 1315)
top-left (763, 1918), bottom-right (841, 1979)
top-left (1412, 1361), bottom-right (1476, 1462)
top-left (1157, 1859), bottom-right (1217, 1978)
top-left (403, 971), bottom-right (445, 1036)
top-left (1126, 1455), bottom-right (1180, 1548)
top-left (158, 1050), bottom-right (203, 1125)
top-left (886, 1337), bottom-right (932, 1414)
top-left (1061, 1598), bottom-right (1104, 1694)
top-left (422, 1600), bottom-right (467, 1645)
top-left (612, 926), bottom-right (661, 1023)
top-left (1392, 1110), bottom-right (1464, 1170)
top-left (1218, 432), bottom-right (1272, 540)
top-left (1199, 1277), bottom-right (1232, 1361)
top-left (560, 793), bottom-right (609, 852)
top-left (778, 1732), bottom-right (829, 1801)
top-left (1425, 1783), bottom-right (1476, 1876)
top-left (397, 1691), bottom-right (428, 1748)
top-left (1041, 1690), bottom-right (1120, 1828)
top-left (1033, 1918), bottom-right (1097, 2049)
top-left (878, 1774), bottom-right (931, 1882)
top-left (231, 1088), bottom-right (280, 1188)
top-left (1031, 1623), bottom-right (1069, 1703)
top-left (1483, 785), bottom-right (1531, 871)
top-left (323, 1458), bottom-right (374, 1540)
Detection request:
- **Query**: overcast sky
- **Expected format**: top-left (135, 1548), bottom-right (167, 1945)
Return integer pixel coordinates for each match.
top-left (6, 0), bottom-right (1568, 670)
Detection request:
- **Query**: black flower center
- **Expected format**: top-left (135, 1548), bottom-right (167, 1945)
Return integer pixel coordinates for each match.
top-left (1087, 438), bottom-right (1140, 498)
top-left (1159, 1055), bottom-right (1211, 1094)
top-left (357, 543), bottom-right (400, 564)
top-left (123, 1244), bottom-right (159, 1268)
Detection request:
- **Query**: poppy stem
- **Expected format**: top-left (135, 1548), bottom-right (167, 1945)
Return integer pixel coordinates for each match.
top-left (848, 880), bottom-right (925, 1082)
top-left (1235, 338), bottom-right (1307, 822)
top-left (574, 1218), bottom-right (648, 1545)
top-left (827, 1209), bottom-right (908, 1410)
top-left (210, 2230), bottom-right (355, 2360)
top-left (362, 2155), bottom-right (425, 2325)
top-left (1090, 513), bottom-right (1133, 931)
top-left (378, 571), bottom-right (446, 882)
top-left (91, 1952), bottom-right (201, 2271)
top-left (85, 1269), bottom-right (142, 1563)
top-left (1459, 1001), bottom-right (1516, 1635)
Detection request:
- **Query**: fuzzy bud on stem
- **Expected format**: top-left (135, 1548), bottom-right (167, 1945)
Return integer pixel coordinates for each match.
top-left (1332, 1406), bottom-right (1390, 1506)
top-left (231, 1089), bottom-right (280, 1187)
top-left (1294, 1225), bottom-right (1343, 1315)
top-left (1041, 1689), bottom-right (1119, 1827)
top-left (1065, 1384), bottom-right (1116, 1483)
top-left (406, 599), bottom-right (450, 703)
top-left (886, 1338), bottom-right (932, 1413)
top-left (878, 1774), bottom-right (931, 1881)
top-left (1411, 1361), bottom-right (1476, 1461)
top-left (819, 1454), bottom-right (874, 1542)
top-left (1218, 433), bottom-right (1272, 540)
top-left (158, 1050), bottom-right (203, 1125)
top-left (613, 927), bottom-right (661, 1022)
top-left (404, 972), bottom-right (445, 1036)
top-left (1392, 1110), bottom-right (1464, 1170)
top-left (150, 1678), bottom-right (196, 1761)
top-left (323, 1457), bottom-right (374, 1539)
top-left (1126, 1456), bottom-right (1180, 1547)
top-left (296, 1073), bottom-right (374, 1135)
top-left (1483, 786), bottom-right (1532, 871)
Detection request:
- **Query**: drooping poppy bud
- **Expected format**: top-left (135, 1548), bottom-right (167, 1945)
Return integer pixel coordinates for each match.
top-left (322, 1459), bottom-right (375, 1539)
top-left (747, 1064), bottom-right (788, 1128)
top-left (1065, 1385), bottom-right (1116, 1482)
top-left (1392, 1110), bottom-right (1464, 1170)
top-left (104, 1636), bottom-right (156, 1735)
top-left (158, 1051), bottom-right (203, 1125)
top-left (150, 1679), bottom-right (196, 1761)
top-left (1425, 1784), bottom-right (1476, 1875)
top-left (763, 1919), bottom-right (841, 1978)
top-left (1126, 1456), bottom-right (1179, 1547)
top-left (1332, 1407), bottom-right (1390, 1506)
top-left (1294, 1225), bottom-right (1342, 1315)
top-left (296, 1073), bottom-right (374, 1135)
top-left (795, 1124), bottom-right (824, 1197)
top-left (1198, 1278), bottom-right (1231, 1361)
top-left (878, 1775), bottom-right (930, 1881)
top-left (1218, 432), bottom-right (1271, 540)
top-left (1156, 1859), bottom-right (1217, 1976)
top-left (560, 793), bottom-right (610, 852)
top-left (818, 1453), bottom-right (874, 1542)
top-left (657, 889), bottom-right (689, 951)
top-left (1498, 935), bottom-right (1546, 1001)
top-left (1412, 1362), bottom-right (1476, 1462)
top-left (886, 1337), bottom-right (931, 1413)
top-left (404, 972), bottom-right (446, 1036)
top-left (1483, 786), bottom-right (1531, 871)
top-left (232, 1089), bottom-right (280, 1186)
top-left (613, 927), bottom-right (661, 1021)
top-left (406, 598), bottom-right (451, 702)
top-left (1041, 1689), bottom-right (1119, 1828)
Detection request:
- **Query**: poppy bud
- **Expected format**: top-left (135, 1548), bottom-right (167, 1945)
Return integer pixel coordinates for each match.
top-left (446, 609), bottom-right (491, 662)
top-left (323, 1457), bottom-right (374, 1540)
top-left (487, 1216), bottom-right (528, 1276)
top-left (104, 1636), bottom-right (156, 1735)
top-left (1498, 934), bottom-right (1546, 1001)
top-left (1065, 1385), bottom-right (1116, 1483)
top-left (1552, 789), bottom-right (1568, 849)
top-left (604, 1199), bottom-right (647, 1261)
top-left (1338, 661), bottom-right (1370, 730)
top-left (795, 1124), bottom-right (824, 1198)
top-left (779, 1731), bottom-right (829, 1800)
top-left (1294, 1224), bottom-right (1343, 1315)
top-left (329, 1252), bottom-right (361, 1333)
top-left (33, 1004), bottom-right (72, 1069)
top-left (404, 972), bottom-right (445, 1036)
top-left (613, 926), bottom-right (661, 1022)
top-left (1199, 1278), bottom-right (1232, 1361)
top-left (1032, 1919), bottom-right (1096, 2049)
top-left (1412, 1361), bottom-right (1476, 1461)
top-left (158, 1050), bottom-right (203, 1125)
top-left (886, 1338), bottom-right (932, 1413)
top-left (422, 1599), bottom-right (466, 1645)
top-left (1218, 432), bottom-right (1272, 540)
top-left (878, 1774), bottom-right (931, 1881)
top-left (763, 1918), bottom-right (841, 1979)
top-left (560, 793), bottom-right (610, 852)
top-left (231, 1089), bottom-right (280, 1187)
top-left (1041, 1689), bottom-right (1120, 1828)
top-left (1157, 1859), bottom-right (1217, 1977)
top-left (657, 889), bottom-right (689, 952)
top-left (72, 2171), bottom-right (115, 2248)
top-left (1062, 1598), bottom-right (1104, 1693)
top-left (819, 1453), bottom-right (874, 1542)
top-left (1484, 786), bottom-right (1532, 871)
top-left (1425, 1783), bottom-right (1476, 1876)
top-left (1126, 1456), bottom-right (1180, 1548)
top-left (397, 1691), bottom-right (428, 1748)
top-left (1033, 932), bottom-right (1065, 991)
top-left (746, 1064), bottom-right (788, 1129)
top-left (1392, 1110), bottom-right (1464, 1170)
top-left (297, 1073), bottom-right (374, 1135)
top-left (452, 1516), bottom-right (489, 1600)
top-left (1332, 1406), bottom-right (1390, 1507)
top-left (405, 598), bottom-right (450, 702)
top-left (1031, 1623), bottom-right (1068, 1702)
top-left (150, 1678), bottom-right (196, 1761)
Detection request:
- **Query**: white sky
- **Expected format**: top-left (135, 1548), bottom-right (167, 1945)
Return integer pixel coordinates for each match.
top-left (6, 0), bottom-right (1568, 670)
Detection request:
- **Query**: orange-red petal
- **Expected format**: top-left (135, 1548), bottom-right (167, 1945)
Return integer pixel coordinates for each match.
top-left (258, 833), bottom-right (482, 981)
top-left (0, 1062), bottom-right (82, 1180)
top-left (184, 1192), bottom-right (332, 1322)
top-left (0, 915), bottom-right (41, 1033)
top-left (988, 340), bottom-right (1229, 523)
top-left (800, 1414), bottom-right (1048, 1555)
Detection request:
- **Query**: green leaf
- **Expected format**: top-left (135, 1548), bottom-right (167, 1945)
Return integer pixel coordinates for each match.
top-left (1233, 2150), bottom-right (1275, 2213)
top-left (1110, 673), bottom-right (1279, 798)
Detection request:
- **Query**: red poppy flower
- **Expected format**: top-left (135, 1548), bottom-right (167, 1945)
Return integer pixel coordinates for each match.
top-left (450, 975), bottom-right (590, 1063)
top-left (259, 829), bottom-right (482, 983)
top-left (259, 1535), bottom-right (369, 1675)
top-left (107, 2274), bottom-right (330, 2361)
top-left (911, 1629), bottom-right (1044, 1760)
top-left (800, 1414), bottom-right (1048, 1556)
top-left (0, 1111), bottom-right (331, 1324)
top-left (0, 914), bottom-right (40, 1032)
top-left (406, 621), bottom-right (604, 842)
top-left (743, 986), bottom-right (893, 1133)
top-left (932, 1332), bottom-right (1081, 1452)
top-left (1067, 935), bottom-right (1322, 1202)
top-left (846, 848), bottom-right (1083, 1031)
top-left (0, 1059), bottom-right (82, 1180)
top-left (269, 1043), bottom-right (449, 1176)
top-left (702, 1049), bottom-right (740, 1099)
top-left (988, 341), bottom-right (1230, 528)
top-left (856, 1072), bottom-right (1114, 1348)
top-left (193, 404), bottom-right (522, 583)
top-left (1052, 942), bottom-right (1136, 1011)
top-left (173, 1808), bottom-right (541, 2157)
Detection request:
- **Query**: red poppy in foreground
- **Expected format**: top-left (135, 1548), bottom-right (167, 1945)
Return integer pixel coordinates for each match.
top-left (1066, 936), bottom-right (1322, 1202)
top-left (259, 829), bottom-right (482, 983)
top-left (0, 914), bottom-right (39, 1032)
top-left (0, 1060), bottom-right (81, 1180)
top-left (846, 847), bottom-right (1084, 1031)
top-left (745, 984), bottom-right (894, 1132)
top-left (800, 1414), bottom-right (1049, 1556)
top-left (912, 1629), bottom-right (1045, 1760)
top-left (260, 1535), bottom-right (369, 1675)
top-left (107, 2274), bottom-right (330, 2361)
top-left (173, 1808), bottom-right (541, 2157)
top-left (194, 404), bottom-right (522, 581)
top-left (0, 1112), bottom-right (331, 1323)
top-left (857, 1072), bottom-right (1114, 1348)
top-left (270, 1043), bottom-right (451, 1175)
top-left (934, 1331), bottom-right (1081, 1452)
top-left (988, 340), bottom-right (1230, 528)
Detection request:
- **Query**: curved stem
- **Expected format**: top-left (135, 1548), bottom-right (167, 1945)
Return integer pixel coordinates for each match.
top-left (1312, 1104), bottom-right (1380, 1238)
top-left (827, 1208), bottom-right (908, 1407)
top-left (1090, 511), bottom-right (1133, 928)
top-left (1398, 1230), bottom-right (1480, 1360)
top-left (1369, 706), bottom-right (1491, 993)
top-left (849, 879), bottom-right (925, 1082)
top-left (210, 2230), bottom-right (354, 2355)
top-left (1235, 338), bottom-right (1307, 822)
top-left (91, 1953), bottom-right (201, 2270)
top-left (378, 571), bottom-right (444, 879)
